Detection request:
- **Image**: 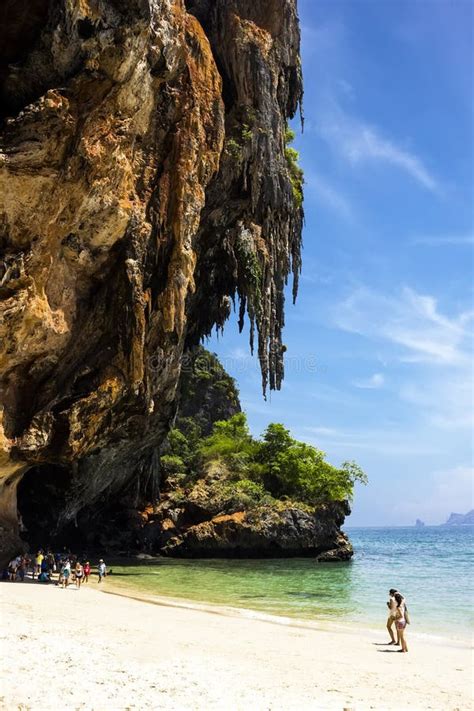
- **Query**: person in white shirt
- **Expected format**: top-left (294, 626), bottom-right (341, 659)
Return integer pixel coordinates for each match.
top-left (97, 559), bottom-right (106, 583)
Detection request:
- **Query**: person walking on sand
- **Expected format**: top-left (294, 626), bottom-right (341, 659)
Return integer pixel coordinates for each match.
top-left (386, 588), bottom-right (400, 644)
top-left (17, 555), bottom-right (27, 582)
top-left (394, 592), bottom-right (409, 652)
top-left (61, 559), bottom-right (71, 588)
top-left (75, 562), bottom-right (84, 588)
top-left (8, 556), bottom-right (20, 581)
top-left (97, 559), bottom-right (106, 583)
top-left (34, 550), bottom-right (44, 579)
top-left (83, 561), bottom-right (91, 583)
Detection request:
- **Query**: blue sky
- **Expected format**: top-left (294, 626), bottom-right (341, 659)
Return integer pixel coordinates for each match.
top-left (208, 0), bottom-right (473, 526)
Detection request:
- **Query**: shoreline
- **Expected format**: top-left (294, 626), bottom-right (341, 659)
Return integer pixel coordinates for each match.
top-left (102, 580), bottom-right (472, 650)
top-left (1, 580), bottom-right (472, 710)
top-left (7, 554), bottom-right (473, 647)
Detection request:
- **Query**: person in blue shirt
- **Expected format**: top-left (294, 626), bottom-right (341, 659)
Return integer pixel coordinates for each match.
top-left (97, 559), bottom-right (106, 583)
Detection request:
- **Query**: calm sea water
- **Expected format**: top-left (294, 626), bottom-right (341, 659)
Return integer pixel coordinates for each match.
top-left (110, 526), bottom-right (474, 641)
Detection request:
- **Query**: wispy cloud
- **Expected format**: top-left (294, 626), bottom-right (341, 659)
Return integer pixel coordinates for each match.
top-left (302, 425), bottom-right (443, 456)
top-left (302, 12), bottom-right (440, 195)
top-left (334, 285), bottom-right (472, 366)
top-left (400, 375), bottom-right (474, 431)
top-left (307, 426), bottom-right (340, 437)
top-left (353, 373), bottom-right (385, 389)
top-left (336, 78), bottom-right (355, 101)
top-left (332, 284), bottom-right (473, 433)
top-left (318, 103), bottom-right (439, 194)
top-left (304, 172), bottom-right (354, 221)
top-left (411, 234), bottom-right (474, 246)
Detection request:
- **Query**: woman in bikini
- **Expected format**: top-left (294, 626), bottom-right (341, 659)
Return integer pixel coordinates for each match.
top-left (394, 592), bottom-right (408, 652)
top-left (75, 562), bottom-right (84, 588)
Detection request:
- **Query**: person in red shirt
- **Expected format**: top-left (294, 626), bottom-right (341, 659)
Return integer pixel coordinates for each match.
top-left (83, 561), bottom-right (91, 583)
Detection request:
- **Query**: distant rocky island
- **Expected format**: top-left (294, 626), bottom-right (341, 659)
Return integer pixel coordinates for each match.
top-left (441, 510), bottom-right (474, 526)
top-left (415, 519), bottom-right (425, 527)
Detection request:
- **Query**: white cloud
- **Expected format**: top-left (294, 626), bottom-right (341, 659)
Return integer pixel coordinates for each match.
top-left (333, 284), bottom-right (473, 434)
top-left (318, 103), bottom-right (439, 193)
top-left (353, 372), bottom-right (385, 389)
top-left (334, 285), bottom-right (472, 366)
top-left (307, 426), bottom-right (340, 437)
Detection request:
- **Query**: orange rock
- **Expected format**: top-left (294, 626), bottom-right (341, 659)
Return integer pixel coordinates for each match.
top-left (212, 512), bottom-right (246, 525)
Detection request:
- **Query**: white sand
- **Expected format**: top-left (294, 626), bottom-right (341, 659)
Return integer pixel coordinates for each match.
top-left (1, 580), bottom-right (472, 710)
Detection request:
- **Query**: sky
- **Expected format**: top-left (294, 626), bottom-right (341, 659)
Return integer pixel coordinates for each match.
top-left (208, 0), bottom-right (473, 526)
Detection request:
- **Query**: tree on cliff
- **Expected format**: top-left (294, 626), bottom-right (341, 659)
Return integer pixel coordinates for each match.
top-left (163, 413), bottom-right (367, 508)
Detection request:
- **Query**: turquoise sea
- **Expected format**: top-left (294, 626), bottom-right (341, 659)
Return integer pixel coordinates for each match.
top-left (110, 526), bottom-right (474, 642)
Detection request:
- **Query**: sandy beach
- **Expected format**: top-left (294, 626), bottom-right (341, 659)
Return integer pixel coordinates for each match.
top-left (1, 580), bottom-right (471, 711)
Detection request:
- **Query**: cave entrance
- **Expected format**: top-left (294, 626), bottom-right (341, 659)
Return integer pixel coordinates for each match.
top-left (0, 0), bottom-right (52, 119)
top-left (17, 464), bottom-right (72, 549)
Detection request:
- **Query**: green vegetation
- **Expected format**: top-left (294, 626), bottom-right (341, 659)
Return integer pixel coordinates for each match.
top-left (241, 123), bottom-right (253, 142)
top-left (161, 412), bottom-right (367, 510)
top-left (224, 137), bottom-right (242, 161)
top-left (223, 115), bottom-right (303, 214)
top-left (285, 126), bottom-right (304, 209)
top-left (159, 349), bottom-right (366, 516)
top-left (235, 229), bottom-right (262, 316)
top-left (224, 108), bottom-right (255, 160)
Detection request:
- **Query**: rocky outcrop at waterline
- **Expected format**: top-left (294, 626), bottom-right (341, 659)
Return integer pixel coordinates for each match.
top-left (142, 500), bottom-right (353, 561)
top-left (0, 0), bottom-right (303, 563)
top-left (70, 348), bottom-right (354, 561)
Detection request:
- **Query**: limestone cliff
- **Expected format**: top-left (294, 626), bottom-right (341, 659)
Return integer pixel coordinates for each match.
top-left (51, 348), bottom-right (352, 561)
top-left (174, 346), bottom-right (241, 438)
top-left (0, 0), bottom-right (303, 563)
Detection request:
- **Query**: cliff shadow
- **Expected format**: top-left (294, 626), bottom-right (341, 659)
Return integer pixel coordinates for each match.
top-left (17, 463), bottom-right (72, 549)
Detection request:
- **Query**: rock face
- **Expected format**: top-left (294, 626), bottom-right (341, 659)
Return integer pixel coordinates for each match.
top-left (175, 346), bottom-right (241, 437)
top-left (0, 0), bottom-right (303, 563)
top-left (148, 501), bottom-right (353, 560)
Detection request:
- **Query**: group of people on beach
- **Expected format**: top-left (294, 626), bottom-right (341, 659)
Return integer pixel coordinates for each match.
top-left (386, 588), bottom-right (409, 652)
top-left (4, 549), bottom-right (108, 588)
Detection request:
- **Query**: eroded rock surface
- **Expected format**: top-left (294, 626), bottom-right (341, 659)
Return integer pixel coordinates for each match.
top-left (60, 348), bottom-right (353, 561)
top-left (147, 501), bottom-right (353, 560)
top-left (0, 0), bottom-right (303, 563)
